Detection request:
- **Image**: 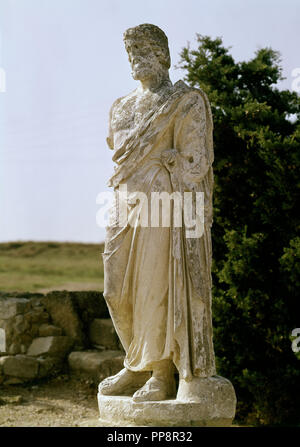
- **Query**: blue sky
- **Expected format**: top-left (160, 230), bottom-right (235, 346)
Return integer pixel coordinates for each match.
top-left (0, 0), bottom-right (299, 243)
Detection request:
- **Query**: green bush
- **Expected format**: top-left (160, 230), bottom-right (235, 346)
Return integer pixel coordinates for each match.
top-left (179, 35), bottom-right (300, 425)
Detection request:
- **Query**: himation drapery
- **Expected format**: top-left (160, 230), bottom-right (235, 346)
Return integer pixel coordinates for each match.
top-left (103, 80), bottom-right (216, 380)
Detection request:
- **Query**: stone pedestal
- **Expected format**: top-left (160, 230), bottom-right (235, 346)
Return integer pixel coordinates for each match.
top-left (98, 375), bottom-right (236, 427)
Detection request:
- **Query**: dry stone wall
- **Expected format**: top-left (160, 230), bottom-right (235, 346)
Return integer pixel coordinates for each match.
top-left (0, 291), bottom-right (119, 386)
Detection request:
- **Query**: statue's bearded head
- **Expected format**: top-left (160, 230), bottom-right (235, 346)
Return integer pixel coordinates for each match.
top-left (123, 24), bottom-right (171, 82)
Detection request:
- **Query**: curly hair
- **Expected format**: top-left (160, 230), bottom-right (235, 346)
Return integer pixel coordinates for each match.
top-left (123, 23), bottom-right (171, 69)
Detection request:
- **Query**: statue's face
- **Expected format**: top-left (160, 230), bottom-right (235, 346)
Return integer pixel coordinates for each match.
top-left (125, 40), bottom-right (161, 81)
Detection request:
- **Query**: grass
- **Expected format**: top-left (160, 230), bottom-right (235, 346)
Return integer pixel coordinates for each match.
top-left (0, 241), bottom-right (104, 293)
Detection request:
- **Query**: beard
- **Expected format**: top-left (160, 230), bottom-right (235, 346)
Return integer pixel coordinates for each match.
top-left (131, 64), bottom-right (156, 81)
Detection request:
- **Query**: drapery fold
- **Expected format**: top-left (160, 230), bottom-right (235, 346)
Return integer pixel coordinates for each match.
top-left (103, 80), bottom-right (216, 379)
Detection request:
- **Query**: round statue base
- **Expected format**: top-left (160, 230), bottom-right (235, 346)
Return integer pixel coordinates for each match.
top-left (97, 375), bottom-right (236, 427)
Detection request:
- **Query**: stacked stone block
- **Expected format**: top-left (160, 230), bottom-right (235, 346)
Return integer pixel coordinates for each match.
top-left (0, 291), bottom-right (122, 385)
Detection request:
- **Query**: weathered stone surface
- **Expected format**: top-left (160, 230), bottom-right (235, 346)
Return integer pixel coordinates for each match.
top-left (97, 24), bottom-right (236, 427)
top-left (13, 314), bottom-right (29, 334)
top-left (39, 324), bottom-right (62, 337)
top-left (0, 300), bottom-right (50, 355)
top-left (8, 342), bottom-right (20, 355)
top-left (1, 355), bottom-right (39, 379)
top-left (43, 291), bottom-right (109, 349)
top-left (98, 376), bottom-right (236, 426)
top-left (27, 336), bottom-right (73, 358)
top-left (176, 375), bottom-right (236, 406)
top-left (25, 308), bottom-right (49, 324)
top-left (99, 23), bottom-right (217, 398)
top-left (0, 291), bottom-right (115, 383)
top-left (68, 350), bottom-right (124, 381)
top-left (43, 293), bottom-right (86, 349)
top-left (18, 334), bottom-right (34, 351)
top-left (0, 298), bottom-right (30, 320)
top-left (37, 356), bottom-right (61, 378)
top-left (89, 319), bottom-right (119, 350)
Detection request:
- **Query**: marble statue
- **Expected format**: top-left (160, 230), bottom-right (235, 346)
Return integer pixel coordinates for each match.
top-left (98, 23), bottom-right (236, 426)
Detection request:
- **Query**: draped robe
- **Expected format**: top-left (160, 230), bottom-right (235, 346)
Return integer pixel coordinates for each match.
top-left (102, 80), bottom-right (216, 380)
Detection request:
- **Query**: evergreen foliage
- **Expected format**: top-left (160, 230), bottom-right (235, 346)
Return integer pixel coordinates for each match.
top-left (179, 35), bottom-right (300, 425)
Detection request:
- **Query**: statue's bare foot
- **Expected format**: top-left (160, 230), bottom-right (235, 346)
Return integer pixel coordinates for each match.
top-left (132, 376), bottom-right (176, 402)
top-left (98, 368), bottom-right (150, 396)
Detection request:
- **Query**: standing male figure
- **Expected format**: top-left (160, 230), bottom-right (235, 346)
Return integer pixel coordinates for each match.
top-left (98, 23), bottom-right (216, 402)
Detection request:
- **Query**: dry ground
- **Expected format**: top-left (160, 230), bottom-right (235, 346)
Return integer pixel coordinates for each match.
top-left (0, 375), bottom-right (103, 427)
top-left (0, 375), bottom-right (243, 428)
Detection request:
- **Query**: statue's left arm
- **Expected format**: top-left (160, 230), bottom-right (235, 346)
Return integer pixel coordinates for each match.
top-left (162, 89), bottom-right (213, 193)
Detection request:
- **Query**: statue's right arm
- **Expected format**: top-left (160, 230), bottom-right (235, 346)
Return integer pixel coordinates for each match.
top-left (106, 97), bottom-right (123, 150)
